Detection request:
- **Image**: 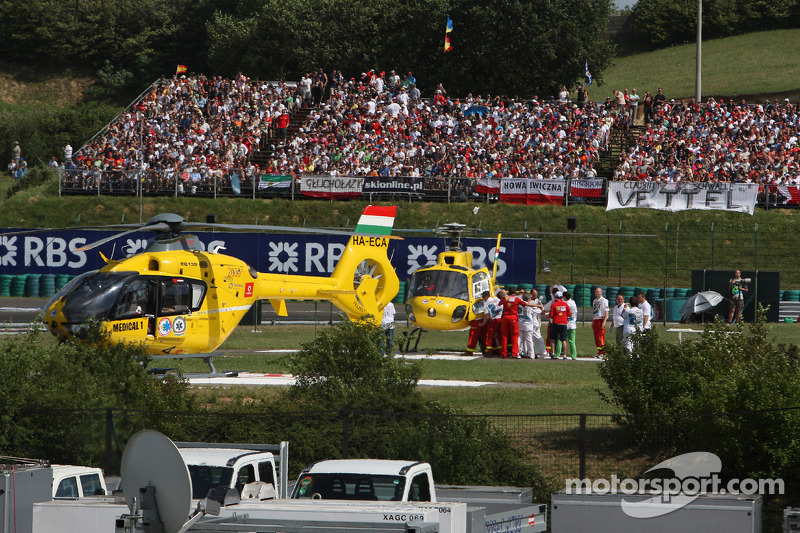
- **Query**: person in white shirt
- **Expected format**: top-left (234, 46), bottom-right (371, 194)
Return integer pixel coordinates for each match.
top-left (637, 292), bottom-right (653, 330)
top-left (622, 297), bottom-right (644, 355)
top-left (591, 287), bottom-right (609, 356)
top-left (518, 293), bottom-right (545, 358)
top-left (528, 289), bottom-right (548, 358)
top-left (612, 294), bottom-right (626, 346)
top-left (381, 301), bottom-right (396, 355)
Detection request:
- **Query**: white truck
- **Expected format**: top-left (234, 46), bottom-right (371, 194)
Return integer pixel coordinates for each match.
top-left (1, 458), bottom-right (109, 533)
top-left (290, 458), bottom-right (547, 533)
top-left (174, 440), bottom-right (289, 500)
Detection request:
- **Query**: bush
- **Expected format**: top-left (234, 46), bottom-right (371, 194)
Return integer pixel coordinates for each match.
top-left (597, 308), bottom-right (800, 481)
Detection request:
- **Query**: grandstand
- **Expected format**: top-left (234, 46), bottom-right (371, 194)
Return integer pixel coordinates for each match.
top-left (58, 70), bottom-right (799, 206)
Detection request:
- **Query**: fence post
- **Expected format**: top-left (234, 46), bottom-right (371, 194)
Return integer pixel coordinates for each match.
top-left (342, 410), bottom-right (350, 459)
top-left (105, 408), bottom-right (113, 474)
top-left (579, 414), bottom-right (586, 480)
top-left (429, 414), bottom-right (436, 468)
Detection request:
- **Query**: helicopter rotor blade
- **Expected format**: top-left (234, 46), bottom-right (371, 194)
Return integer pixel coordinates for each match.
top-left (179, 222), bottom-right (355, 236)
top-left (74, 223), bottom-right (171, 252)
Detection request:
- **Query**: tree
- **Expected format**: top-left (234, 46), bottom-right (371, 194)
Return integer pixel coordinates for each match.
top-left (285, 319), bottom-right (424, 411)
top-left (0, 325), bottom-right (195, 464)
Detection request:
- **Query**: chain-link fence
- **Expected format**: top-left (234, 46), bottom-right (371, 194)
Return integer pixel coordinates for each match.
top-left (7, 408), bottom-right (796, 491)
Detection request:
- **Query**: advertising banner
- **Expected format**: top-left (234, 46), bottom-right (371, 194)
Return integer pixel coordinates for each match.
top-left (0, 230), bottom-right (537, 284)
top-left (362, 177), bottom-right (425, 194)
top-left (500, 178), bottom-right (565, 205)
top-left (606, 181), bottom-right (758, 214)
top-left (299, 176), bottom-right (364, 198)
top-left (570, 178), bottom-right (605, 198)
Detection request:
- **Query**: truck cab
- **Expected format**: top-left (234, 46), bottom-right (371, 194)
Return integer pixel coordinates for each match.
top-left (51, 465), bottom-right (107, 498)
top-left (291, 459), bottom-right (436, 503)
top-left (177, 447), bottom-right (278, 500)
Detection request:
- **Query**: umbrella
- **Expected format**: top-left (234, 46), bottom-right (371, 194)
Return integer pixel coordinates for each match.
top-left (680, 291), bottom-right (724, 315)
top-left (463, 105), bottom-right (489, 117)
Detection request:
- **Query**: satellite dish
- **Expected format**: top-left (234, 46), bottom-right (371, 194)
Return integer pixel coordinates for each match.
top-left (120, 430), bottom-right (192, 533)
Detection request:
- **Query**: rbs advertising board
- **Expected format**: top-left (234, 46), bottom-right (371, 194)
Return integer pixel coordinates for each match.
top-left (0, 230), bottom-right (537, 284)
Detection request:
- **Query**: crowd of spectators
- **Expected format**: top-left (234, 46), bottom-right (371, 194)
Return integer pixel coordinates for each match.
top-left (612, 93), bottom-right (800, 185)
top-left (53, 68), bottom-right (800, 192)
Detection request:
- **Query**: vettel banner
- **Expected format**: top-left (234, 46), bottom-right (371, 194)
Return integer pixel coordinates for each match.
top-left (300, 176), bottom-right (364, 199)
top-left (606, 181), bottom-right (759, 214)
top-left (775, 185), bottom-right (800, 206)
top-left (500, 178), bottom-right (565, 205)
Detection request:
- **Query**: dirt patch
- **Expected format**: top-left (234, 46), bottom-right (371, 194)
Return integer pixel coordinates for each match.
top-left (0, 64), bottom-right (94, 107)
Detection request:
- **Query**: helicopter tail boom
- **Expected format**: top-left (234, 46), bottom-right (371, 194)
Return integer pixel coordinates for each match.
top-left (328, 206), bottom-right (400, 323)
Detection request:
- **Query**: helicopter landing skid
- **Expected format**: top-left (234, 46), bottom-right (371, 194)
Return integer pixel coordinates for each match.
top-left (400, 327), bottom-right (425, 353)
top-left (147, 352), bottom-right (226, 375)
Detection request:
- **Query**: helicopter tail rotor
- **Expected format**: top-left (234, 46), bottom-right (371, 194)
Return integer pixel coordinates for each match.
top-left (328, 206), bottom-right (400, 323)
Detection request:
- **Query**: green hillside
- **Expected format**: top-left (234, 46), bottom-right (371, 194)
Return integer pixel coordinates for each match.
top-left (600, 29), bottom-right (800, 101)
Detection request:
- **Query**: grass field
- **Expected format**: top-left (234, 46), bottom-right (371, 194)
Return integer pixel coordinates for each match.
top-left (156, 319), bottom-right (800, 415)
top-left (601, 29), bottom-right (800, 100)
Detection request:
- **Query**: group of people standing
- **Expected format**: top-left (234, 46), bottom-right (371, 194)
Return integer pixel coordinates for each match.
top-left (466, 286), bottom-right (655, 359)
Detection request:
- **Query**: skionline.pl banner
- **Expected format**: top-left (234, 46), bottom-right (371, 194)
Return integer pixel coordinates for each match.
top-left (606, 181), bottom-right (759, 214)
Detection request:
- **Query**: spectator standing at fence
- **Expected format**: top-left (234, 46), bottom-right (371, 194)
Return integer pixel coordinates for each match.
top-left (15, 157), bottom-right (27, 180)
top-left (654, 87), bottom-right (666, 112)
top-left (591, 287), bottom-right (609, 357)
top-left (465, 290), bottom-right (490, 357)
top-left (727, 269), bottom-right (749, 324)
top-left (612, 294), bottom-right (626, 347)
top-left (548, 291), bottom-right (570, 360)
top-left (637, 291), bottom-right (652, 330)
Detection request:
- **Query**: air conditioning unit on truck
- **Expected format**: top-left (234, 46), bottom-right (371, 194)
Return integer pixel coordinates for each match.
top-left (291, 459), bottom-right (547, 533)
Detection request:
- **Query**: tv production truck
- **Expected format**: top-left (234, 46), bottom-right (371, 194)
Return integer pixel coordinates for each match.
top-left (28, 432), bottom-right (547, 533)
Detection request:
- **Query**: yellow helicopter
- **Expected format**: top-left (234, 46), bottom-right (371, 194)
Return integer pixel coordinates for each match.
top-left (32, 205), bottom-right (399, 358)
top-left (404, 223), bottom-right (502, 335)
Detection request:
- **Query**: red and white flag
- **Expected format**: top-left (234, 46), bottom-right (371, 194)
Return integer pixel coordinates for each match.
top-left (476, 178), bottom-right (500, 194)
top-left (776, 185), bottom-right (800, 205)
top-left (570, 178), bottom-right (604, 198)
top-left (500, 178), bottom-right (564, 205)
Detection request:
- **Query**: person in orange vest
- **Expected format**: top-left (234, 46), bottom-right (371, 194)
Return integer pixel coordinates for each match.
top-left (497, 288), bottom-right (537, 359)
top-left (548, 291), bottom-right (571, 360)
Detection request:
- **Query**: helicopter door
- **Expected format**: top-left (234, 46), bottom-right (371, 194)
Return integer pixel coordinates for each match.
top-left (112, 278), bottom-right (157, 337)
top-left (471, 272), bottom-right (491, 299)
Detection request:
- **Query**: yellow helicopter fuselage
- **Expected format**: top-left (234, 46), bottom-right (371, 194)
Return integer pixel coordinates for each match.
top-left (405, 250), bottom-right (494, 332)
top-left (43, 211), bottom-right (399, 356)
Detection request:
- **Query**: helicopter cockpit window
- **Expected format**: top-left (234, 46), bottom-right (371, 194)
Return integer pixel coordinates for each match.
top-left (60, 272), bottom-right (139, 323)
top-left (471, 272), bottom-right (490, 300)
top-left (159, 278), bottom-right (206, 315)
top-left (408, 270), bottom-right (469, 300)
top-left (113, 279), bottom-right (154, 319)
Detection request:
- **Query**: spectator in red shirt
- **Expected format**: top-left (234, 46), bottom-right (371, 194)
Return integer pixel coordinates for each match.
top-left (548, 291), bottom-right (571, 360)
